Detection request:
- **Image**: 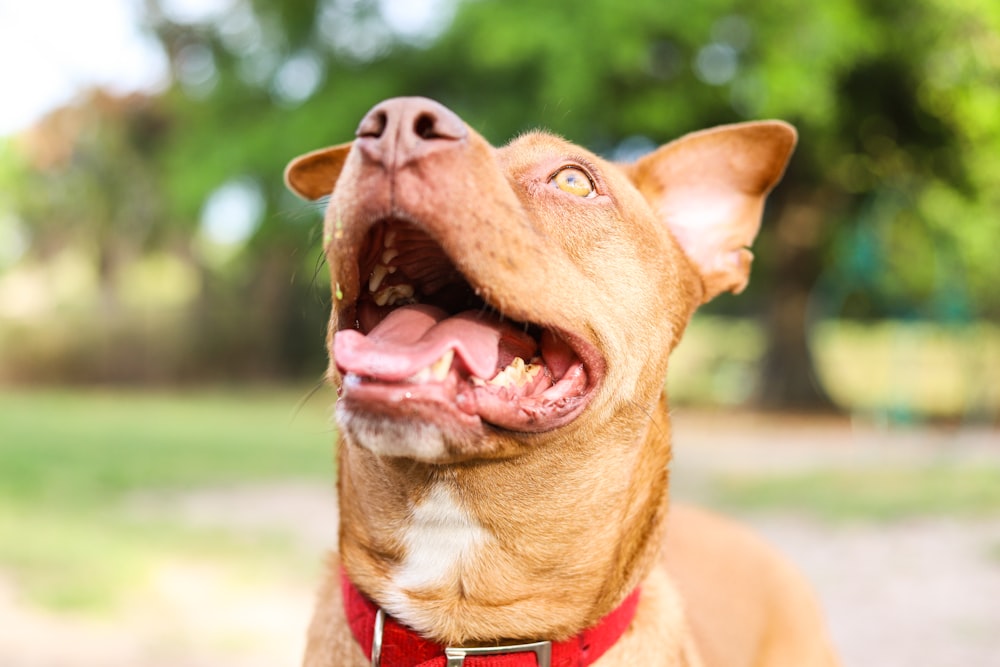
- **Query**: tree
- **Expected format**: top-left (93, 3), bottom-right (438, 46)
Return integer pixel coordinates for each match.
top-left (12, 0), bottom-right (997, 394)
top-left (2, 90), bottom-right (171, 314)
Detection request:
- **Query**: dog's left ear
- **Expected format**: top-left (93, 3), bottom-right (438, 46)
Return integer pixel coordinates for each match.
top-left (284, 142), bottom-right (353, 200)
top-left (626, 121), bottom-right (796, 302)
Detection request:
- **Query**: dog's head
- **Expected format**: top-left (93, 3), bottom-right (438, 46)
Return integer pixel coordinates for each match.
top-left (286, 97), bottom-right (795, 464)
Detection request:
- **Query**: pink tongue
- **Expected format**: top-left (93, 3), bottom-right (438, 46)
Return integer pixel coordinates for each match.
top-left (334, 305), bottom-right (530, 381)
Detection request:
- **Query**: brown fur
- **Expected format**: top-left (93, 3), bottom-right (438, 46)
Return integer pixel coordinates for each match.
top-left (285, 97), bottom-right (840, 666)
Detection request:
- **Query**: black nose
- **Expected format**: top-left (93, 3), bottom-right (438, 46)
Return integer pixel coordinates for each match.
top-left (355, 97), bottom-right (468, 169)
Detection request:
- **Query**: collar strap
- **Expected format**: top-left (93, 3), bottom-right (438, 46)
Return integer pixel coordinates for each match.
top-left (341, 571), bottom-right (640, 667)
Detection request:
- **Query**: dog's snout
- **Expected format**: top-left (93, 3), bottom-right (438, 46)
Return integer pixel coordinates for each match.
top-left (355, 97), bottom-right (467, 168)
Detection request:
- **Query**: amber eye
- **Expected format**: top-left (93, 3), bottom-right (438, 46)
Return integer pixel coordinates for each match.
top-left (550, 166), bottom-right (596, 198)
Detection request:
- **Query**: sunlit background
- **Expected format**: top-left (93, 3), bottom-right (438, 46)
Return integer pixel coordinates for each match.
top-left (1, 1), bottom-right (998, 666)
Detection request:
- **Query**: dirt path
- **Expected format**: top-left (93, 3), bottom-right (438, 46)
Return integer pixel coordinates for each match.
top-left (669, 411), bottom-right (1000, 667)
top-left (0, 484), bottom-right (338, 667)
top-left (750, 515), bottom-right (1000, 667)
top-left (2, 413), bottom-right (998, 666)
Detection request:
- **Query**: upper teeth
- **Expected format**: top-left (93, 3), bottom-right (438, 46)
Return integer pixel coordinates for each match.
top-left (373, 284), bottom-right (414, 306)
top-left (369, 228), bottom-right (415, 306)
top-left (369, 264), bottom-right (389, 292)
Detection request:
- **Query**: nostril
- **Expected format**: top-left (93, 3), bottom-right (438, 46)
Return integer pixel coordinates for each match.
top-left (413, 113), bottom-right (439, 139)
top-left (355, 97), bottom-right (467, 166)
top-left (356, 110), bottom-right (388, 138)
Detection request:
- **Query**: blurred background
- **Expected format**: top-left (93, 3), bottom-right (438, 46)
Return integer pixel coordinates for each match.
top-left (0, 0), bottom-right (998, 665)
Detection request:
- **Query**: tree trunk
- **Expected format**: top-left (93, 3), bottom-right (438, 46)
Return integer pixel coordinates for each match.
top-left (755, 197), bottom-right (836, 411)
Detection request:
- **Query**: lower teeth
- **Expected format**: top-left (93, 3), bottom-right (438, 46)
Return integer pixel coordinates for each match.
top-left (487, 357), bottom-right (540, 389)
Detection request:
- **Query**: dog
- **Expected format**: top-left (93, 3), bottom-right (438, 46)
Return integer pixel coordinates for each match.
top-left (285, 97), bottom-right (840, 667)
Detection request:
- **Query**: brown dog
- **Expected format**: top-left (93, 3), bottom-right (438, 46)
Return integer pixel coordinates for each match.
top-left (285, 97), bottom-right (840, 667)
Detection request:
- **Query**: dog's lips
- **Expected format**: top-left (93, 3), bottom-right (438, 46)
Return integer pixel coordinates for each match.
top-left (330, 219), bottom-right (603, 434)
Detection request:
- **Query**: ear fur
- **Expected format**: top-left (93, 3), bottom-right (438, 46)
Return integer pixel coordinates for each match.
top-left (627, 121), bottom-right (797, 302)
top-left (284, 142), bottom-right (353, 200)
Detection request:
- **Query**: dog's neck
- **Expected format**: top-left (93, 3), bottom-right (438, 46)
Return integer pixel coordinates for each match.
top-left (337, 393), bottom-right (673, 646)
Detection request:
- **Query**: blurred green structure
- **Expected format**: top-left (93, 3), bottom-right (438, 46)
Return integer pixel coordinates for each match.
top-left (1, 0), bottom-right (998, 420)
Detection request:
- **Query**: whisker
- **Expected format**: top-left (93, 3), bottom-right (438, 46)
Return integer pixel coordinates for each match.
top-left (276, 199), bottom-right (328, 225)
top-left (311, 251), bottom-right (330, 301)
top-left (291, 375), bottom-right (337, 434)
top-left (629, 399), bottom-right (665, 440)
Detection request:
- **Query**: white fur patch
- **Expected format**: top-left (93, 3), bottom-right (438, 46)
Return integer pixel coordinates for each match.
top-left (337, 403), bottom-right (448, 461)
top-left (382, 482), bottom-right (488, 630)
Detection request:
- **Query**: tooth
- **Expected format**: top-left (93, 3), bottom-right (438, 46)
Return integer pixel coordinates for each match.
top-left (407, 368), bottom-right (431, 383)
top-left (369, 264), bottom-right (389, 292)
top-left (488, 373), bottom-right (507, 388)
top-left (429, 350), bottom-right (454, 381)
top-left (374, 284), bottom-right (414, 306)
top-left (488, 360), bottom-right (513, 387)
top-left (488, 357), bottom-right (541, 388)
top-left (390, 284), bottom-right (415, 305)
top-left (405, 350), bottom-right (455, 384)
top-left (381, 248), bottom-right (399, 265)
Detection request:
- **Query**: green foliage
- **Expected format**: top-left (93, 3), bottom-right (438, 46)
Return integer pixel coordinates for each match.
top-left (140, 0), bottom-right (1000, 323)
top-left (4, 94), bottom-right (172, 257)
top-left (669, 315), bottom-right (767, 406)
top-left (3, 0), bottom-right (999, 390)
top-left (811, 319), bottom-right (1000, 419)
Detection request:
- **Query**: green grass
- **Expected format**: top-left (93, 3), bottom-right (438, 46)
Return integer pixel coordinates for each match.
top-left (0, 386), bottom-right (338, 613)
top-left (0, 386), bottom-right (336, 504)
top-left (0, 501), bottom-right (322, 611)
top-left (714, 465), bottom-right (1000, 522)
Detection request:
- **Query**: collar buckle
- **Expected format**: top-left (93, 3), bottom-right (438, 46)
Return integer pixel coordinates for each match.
top-left (371, 608), bottom-right (386, 667)
top-left (371, 606), bottom-right (551, 667)
top-left (444, 640), bottom-right (552, 667)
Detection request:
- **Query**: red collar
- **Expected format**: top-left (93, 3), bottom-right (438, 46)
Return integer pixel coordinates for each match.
top-left (341, 572), bottom-right (639, 667)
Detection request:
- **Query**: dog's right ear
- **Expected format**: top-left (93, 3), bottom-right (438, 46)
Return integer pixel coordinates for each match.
top-left (625, 121), bottom-right (796, 302)
top-left (284, 143), bottom-right (353, 200)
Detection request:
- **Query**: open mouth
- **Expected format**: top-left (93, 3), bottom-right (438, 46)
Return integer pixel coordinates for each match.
top-left (332, 219), bottom-right (601, 433)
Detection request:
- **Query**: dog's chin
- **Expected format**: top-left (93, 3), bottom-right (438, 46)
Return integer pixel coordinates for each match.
top-left (336, 400), bottom-right (494, 463)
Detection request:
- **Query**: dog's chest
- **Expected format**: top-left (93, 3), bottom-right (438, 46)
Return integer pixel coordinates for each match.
top-left (389, 482), bottom-right (489, 595)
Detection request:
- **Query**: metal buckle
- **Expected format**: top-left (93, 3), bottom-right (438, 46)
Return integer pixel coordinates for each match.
top-left (370, 608), bottom-right (385, 667)
top-left (370, 605), bottom-right (551, 667)
top-left (444, 640), bottom-right (552, 667)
